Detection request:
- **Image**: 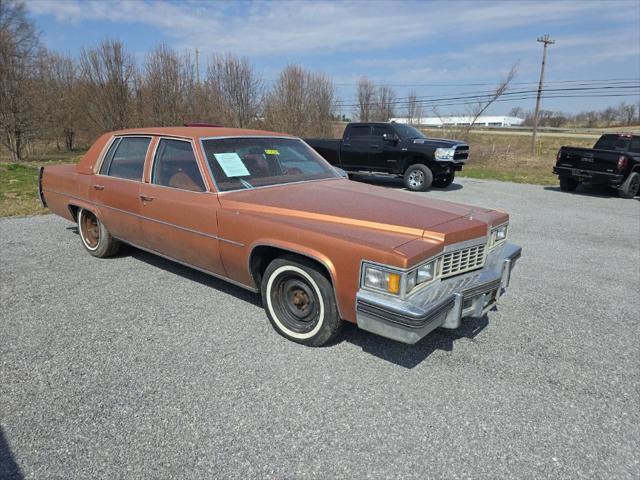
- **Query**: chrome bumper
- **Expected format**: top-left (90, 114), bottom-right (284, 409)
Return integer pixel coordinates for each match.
top-left (355, 242), bottom-right (522, 344)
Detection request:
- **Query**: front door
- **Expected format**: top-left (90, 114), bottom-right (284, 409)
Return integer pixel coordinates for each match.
top-left (90, 136), bottom-right (151, 245)
top-left (138, 137), bottom-right (225, 276)
top-left (340, 124), bottom-right (371, 170)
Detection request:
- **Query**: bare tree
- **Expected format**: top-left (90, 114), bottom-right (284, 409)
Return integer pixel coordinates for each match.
top-left (206, 53), bottom-right (262, 128)
top-left (141, 44), bottom-right (185, 126)
top-left (462, 64), bottom-right (518, 138)
top-left (263, 65), bottom-right (335, 137)
top-left (0, 0), bottom-right (41, 161)
top-left (373, 84), bottom-right (396, 121)
top-left (355, 77), bottom-right (376, 122)
top-left (79, 39), bottom-right (136, 133)
top-left (508, 106), bottom-right (524, 118)
top-left (617, 102), bottom-right (638, 126)
top-left (405, 90), bottom-right (423, 125)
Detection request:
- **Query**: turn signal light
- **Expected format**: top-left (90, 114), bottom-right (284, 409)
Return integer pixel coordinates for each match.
top-left (388, 273), bottom-right (400, 294)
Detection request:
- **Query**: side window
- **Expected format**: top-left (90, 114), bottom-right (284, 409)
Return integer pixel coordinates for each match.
top-left (102, 137), bottom-right (150, 181)
top-left (372, 126), bottom-right (392, 139)
top-left (347, 125), bottom-right (370, 140)
top-left (629, 137), bottom-right (640, 154)
top-left (99, 138), bottom-right (121, 174)
top-left (152, 139), bottom-right (206, 192)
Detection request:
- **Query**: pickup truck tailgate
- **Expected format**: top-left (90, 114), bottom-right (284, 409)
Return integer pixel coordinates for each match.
top-left (558, 147), bottom-right (622, 174)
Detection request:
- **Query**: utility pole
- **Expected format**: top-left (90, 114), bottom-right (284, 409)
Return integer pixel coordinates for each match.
top-left (531, 34), bottom-right (555, 156)
top-left (195, 48), bottom-right (200, 84)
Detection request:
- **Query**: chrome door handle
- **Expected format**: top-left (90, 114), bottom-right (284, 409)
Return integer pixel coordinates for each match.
top-left (93, 184), bottom-right (105, 191)
top-left (139, 195), bottom-right (154, 202)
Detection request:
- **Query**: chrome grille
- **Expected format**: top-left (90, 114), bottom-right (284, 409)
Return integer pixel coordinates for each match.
top-left (441, 243), bottom-right (486, 278)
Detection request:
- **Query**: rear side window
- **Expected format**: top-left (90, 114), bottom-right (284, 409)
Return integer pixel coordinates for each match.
top-left (100, 137), bottom-right (151, 180)
top-left (347, 125), bottom-right (370, 140)
top-left (629, 137), bottom-right (640, 154)
top-left (151, 139), bottom-right (206, 192)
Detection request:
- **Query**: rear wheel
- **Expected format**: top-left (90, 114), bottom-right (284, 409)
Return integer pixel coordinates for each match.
top-left (77, 208), bottom-right (120, 258)
top-left (618, 172), bottom-right (640, 199)
top-left (261, 255), bottom-right (341, 347)
top-left (404, 164), bottom-right (433, 192)
top-left (559, 176), bottom-right (579, 192)
top-left (433, 172), bottom-right (455, 188)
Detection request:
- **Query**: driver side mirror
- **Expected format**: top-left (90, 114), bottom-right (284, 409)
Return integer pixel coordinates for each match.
top-left (382, 133), bottom-right (400, 144)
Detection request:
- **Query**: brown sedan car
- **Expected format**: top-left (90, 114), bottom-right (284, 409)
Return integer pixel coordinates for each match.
top-left (39, 126), bottom-right (521, 346)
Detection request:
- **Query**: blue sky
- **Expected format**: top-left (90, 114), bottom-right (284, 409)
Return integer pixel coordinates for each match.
top-left (27, 0), bottom-right (640, 116)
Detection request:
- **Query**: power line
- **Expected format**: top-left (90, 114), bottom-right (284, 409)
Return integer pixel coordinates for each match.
top-left (332, 77), bottom-right (639, 87)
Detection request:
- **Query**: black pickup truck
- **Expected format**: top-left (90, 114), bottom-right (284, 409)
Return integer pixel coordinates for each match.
top-left (554, 133), bottom-right (640, 198)
top-left (305, 122), bottom-right (468, 191)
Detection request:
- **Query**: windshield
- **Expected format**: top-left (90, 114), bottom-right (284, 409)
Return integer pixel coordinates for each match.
top-left (593, 134), bottom-right (631, 152)
top-left (393, 123), bottom-right (427, 140)
top-left (202, 137), bottom-right (340, 192)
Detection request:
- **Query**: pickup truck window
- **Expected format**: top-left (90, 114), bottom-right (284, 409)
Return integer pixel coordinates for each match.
top-left (372, 125), bottom-right (393, 138)
top-left (393, 123), bottom-right (426, 140)
top-left (629, 137), bottom-right (640, 153)
top-left (100, 136), bottom-right (151, 181)
top-left (346, 125), bottom-right (370, 139)
top-left (151, 139), bottom-right (206, 192)
top-left (593, 134), bottom-right (631, 152)
top-left (202, 137), bottom-right (339, 192)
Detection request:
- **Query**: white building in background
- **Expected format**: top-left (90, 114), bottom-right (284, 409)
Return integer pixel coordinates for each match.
top-left (390, 115), bottom-right (525, 127)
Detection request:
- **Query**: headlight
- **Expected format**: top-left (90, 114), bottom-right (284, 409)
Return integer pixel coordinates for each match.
top-left (363, 265), bottom-right (401, 295)
top-left (490, 224), bottom-right (508, 248)
top-left (434, 147), bottom-right (455, 161)
top-left (362, 258), bottom-right (439, 297)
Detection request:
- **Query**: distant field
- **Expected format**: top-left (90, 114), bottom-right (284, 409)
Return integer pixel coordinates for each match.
top-left (0, 150), bottom-right (84, 217)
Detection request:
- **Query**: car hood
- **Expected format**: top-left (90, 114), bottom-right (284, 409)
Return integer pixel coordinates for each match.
top-left (220, 179), bottom-right (499, 246)
top-left (411, 138), bottom-right (465, 148)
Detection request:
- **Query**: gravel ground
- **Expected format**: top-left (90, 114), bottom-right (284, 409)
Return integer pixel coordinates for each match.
top-left (1, 177), bottom-right (639, 479)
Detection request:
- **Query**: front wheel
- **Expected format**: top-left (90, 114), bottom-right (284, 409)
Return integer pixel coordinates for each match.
top-left (261, 255), bottom-right (342, 347)
top-left (433, 172), bottom-right (455, 188)
top-left (559, 176), bottom-right (578, 192)
top-left (77, 208), bottom-right (120, 257)
top-left (404, 164), bottom-right (433, 192)
top-left (618, 172), bottom-right (640, 199)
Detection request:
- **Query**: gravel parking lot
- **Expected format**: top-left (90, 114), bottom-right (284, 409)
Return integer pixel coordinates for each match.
top-left (1, 177), bottom-right (639, 479)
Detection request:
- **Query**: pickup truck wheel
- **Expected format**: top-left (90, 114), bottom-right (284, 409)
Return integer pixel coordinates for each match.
top-left (433, 172), bottom-right (455, 188)
top-left (77, 208), bottom-right (120, 258)
top-left (262, 256), bottom-right (341, 347)
top-left (404, 164), bottom-right (433, 192)
top-left (559, 176), bottom-right (579, 192)
top-left (618, 172), bottom-right (640, 199)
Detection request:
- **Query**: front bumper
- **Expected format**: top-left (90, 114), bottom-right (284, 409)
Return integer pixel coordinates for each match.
top-left (355, 242), bottom-right (522, 344)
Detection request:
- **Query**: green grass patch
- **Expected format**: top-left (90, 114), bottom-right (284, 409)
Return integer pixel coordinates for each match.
top-left (0, 150), bottom-right (85, 217)
top-left (461, 166), bottom-right (557, 185)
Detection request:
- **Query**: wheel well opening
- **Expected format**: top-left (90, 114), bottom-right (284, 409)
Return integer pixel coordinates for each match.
top-left (249, 246), bottom-right (332, 288)
top-left (68, 204), bottom-right (80, 221)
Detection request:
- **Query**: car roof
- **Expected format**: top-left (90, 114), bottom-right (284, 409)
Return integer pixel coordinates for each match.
top-left (109, 126), bottom-right (294, 140)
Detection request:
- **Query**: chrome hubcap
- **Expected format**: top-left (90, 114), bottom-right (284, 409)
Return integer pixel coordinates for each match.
top-left (408, 170), bottom-right (424, 188)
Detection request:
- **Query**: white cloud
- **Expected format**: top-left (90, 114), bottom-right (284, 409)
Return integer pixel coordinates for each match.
top-left (27, 0), bottom-right (639, 57)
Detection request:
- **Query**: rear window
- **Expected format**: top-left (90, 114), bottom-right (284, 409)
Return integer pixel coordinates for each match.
top-left (100, 137), bottom-right (151, 180)
top-left (593, 135), bottom-right (632, 152)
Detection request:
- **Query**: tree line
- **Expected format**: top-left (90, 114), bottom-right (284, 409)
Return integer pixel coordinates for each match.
top-left (0, 1), bottom-right (336, 161)
top-left (510, 103), bottom-right (638, 129)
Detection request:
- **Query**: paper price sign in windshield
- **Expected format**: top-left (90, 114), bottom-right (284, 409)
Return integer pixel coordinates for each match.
top-left (213, 153), bottom-right (250, 177)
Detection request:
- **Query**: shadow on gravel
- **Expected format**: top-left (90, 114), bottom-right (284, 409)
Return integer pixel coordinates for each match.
top-left (350, 174), bottom-right (464, 192)
top-left (340, 314), bottom-right (489, 368)
top-left (543, 184), bottom-right (623, 199)
top-left (121, 244), bottom-right (262, 307)
top-left (0, 427), bottom-right (23, 480)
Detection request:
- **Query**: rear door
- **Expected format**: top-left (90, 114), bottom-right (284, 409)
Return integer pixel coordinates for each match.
top-left (138, 137), bottom-right (225, 276)
top-left (369, 125), bottom-right (400, 172)
top-left (340, 125), bottom-right (371, 169)
top-left (90, 136), bottom-right (151, 245)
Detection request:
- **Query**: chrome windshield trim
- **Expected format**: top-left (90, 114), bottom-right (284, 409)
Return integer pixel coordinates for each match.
top-left (198, 136), bottom-right (341, 194)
